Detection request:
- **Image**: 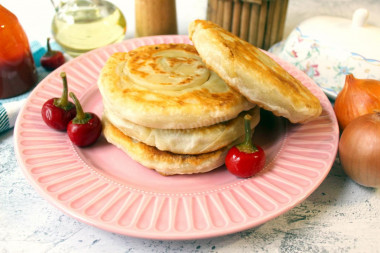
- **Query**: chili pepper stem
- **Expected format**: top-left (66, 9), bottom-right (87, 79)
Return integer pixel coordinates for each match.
top-left (44, 37), bottom-right (56, 57)
top-left (69, 92), bottom-right (92, 124)
top-left (46, 38), bottom-right (52, 54)
top-left (54, 72), bottom-right (73, 110)
top-left (237, 114), bottom-right (258, 153)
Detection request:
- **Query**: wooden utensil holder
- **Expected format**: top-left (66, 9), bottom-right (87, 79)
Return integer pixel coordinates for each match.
top-left (207, 0), bottom-right (288, 50)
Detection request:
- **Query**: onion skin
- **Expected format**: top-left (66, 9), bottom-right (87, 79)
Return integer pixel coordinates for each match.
top-left (334, 74), bottom-right (380, 130)
top-left (339, 112), bottom-right (380, 188)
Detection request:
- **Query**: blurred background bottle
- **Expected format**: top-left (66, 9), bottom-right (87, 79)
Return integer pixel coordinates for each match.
top-left (51, 0), bottom-right (127, 57)
top-left (0, 5), bottom-right (37, 99)
top-left (135, 0), bottom-right (177, 37)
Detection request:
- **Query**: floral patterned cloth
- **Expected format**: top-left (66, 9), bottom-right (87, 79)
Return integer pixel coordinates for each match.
top-left (269, 27), bottom-right (380, 99)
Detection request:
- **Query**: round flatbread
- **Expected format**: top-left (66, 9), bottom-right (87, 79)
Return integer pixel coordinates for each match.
top-left (189, 20), bottom-right (322, 123)
top-left (98, 44), bottom-right (254, 129)
top-left (104, 106), bottom-right (260, 154)
top-left (102, 118), bottom-right (238, 176)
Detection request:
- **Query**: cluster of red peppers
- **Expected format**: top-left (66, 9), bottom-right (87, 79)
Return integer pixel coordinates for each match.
top-left (41, 72), bottom-right (102, 147)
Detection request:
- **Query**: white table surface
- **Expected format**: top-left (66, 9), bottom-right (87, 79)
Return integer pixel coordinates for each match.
top-left (1, 1), bottom-right (380, 252)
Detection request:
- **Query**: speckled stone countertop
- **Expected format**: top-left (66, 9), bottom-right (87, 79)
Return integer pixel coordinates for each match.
top-left (2, 128), bottom-right (380, 252)
top-left (2, 0), bottom-right (380, 252)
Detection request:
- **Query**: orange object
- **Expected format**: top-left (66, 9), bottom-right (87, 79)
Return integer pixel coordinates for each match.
top-left (334, 74), bottom-right (380, 130)
top-left (0, 5), bottom-right (37, 99)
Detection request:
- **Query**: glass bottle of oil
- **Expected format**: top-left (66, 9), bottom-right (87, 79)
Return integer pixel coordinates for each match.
top-left (51, 0), bottom-right (127, 57)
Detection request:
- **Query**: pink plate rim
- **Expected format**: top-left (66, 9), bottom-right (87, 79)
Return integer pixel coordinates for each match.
top-left (14, 35), bottom-right (339, 240)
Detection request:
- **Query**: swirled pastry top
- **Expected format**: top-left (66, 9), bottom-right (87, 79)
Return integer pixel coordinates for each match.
top-left (189, 20), bottom-right (322, 123)
top-left (98, 44), bottom-right (254, 129)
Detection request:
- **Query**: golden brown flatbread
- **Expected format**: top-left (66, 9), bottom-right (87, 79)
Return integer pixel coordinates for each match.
top-left (104, 106), bottom-right (260, 155)
top-left (189, 20), bottom-right (322, 123)
top-left (102, 117), bottom-right (239, 175)
top-left (98, 44), bottom-right (255, 129)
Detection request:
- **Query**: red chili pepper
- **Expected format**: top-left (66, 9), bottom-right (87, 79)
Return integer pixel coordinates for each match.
top-left (225, 114), bottom-right (266, 178)
top-left (40, 38), bottom-right (65, 71)
top-left (67, 92), bottom-right (102, 147)
top-left (41, 72), bottom-right (76, 131)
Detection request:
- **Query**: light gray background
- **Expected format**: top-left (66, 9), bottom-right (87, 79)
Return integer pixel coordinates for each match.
top-left (1, 1), bottom-right (380, 252)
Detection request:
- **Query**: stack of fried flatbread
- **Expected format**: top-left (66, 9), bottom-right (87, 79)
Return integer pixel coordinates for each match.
top-left (99, 44), bottom-right (259, 175)
top-left (98, 20), bottom-right (322, 176)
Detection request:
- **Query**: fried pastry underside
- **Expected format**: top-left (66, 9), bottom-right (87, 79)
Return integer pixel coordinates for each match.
top-left (103, 117), bottom-right (249, 175)
top-left (189, 20), bottom-right (322, 123)
top-left (104, 106), bottom-right (260, 155)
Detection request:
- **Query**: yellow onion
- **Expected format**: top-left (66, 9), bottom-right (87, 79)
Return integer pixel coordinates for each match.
top-left (334, 74), bottom-right (380, 130)
top-left (339, 111), bottom-right (380, 188)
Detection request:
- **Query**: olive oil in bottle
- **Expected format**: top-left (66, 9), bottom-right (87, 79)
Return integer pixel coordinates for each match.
top-left (51, 0), bottom-right (126, 57)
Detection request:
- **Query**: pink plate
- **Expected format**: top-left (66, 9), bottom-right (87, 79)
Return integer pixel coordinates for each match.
top-left (14, 35), bottom-right (339, 240)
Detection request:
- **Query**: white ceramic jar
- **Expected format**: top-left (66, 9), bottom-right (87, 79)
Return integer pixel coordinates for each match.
top-left (270, 9), bottom-right (380, 99)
